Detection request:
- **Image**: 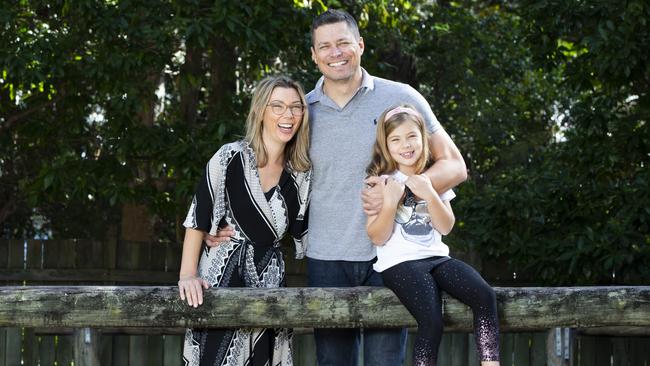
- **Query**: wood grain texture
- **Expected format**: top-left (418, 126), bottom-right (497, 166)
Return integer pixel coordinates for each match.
top-left (0, 286), bottom-right (647, 331)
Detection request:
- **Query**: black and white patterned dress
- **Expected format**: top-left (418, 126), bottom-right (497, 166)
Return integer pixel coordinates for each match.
top-left (182, 140), bottom-right (311, 366)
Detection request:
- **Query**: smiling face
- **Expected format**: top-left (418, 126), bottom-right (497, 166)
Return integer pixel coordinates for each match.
top-left (311, 21), bottom-right (364, 84)
top-left (386, 120), bottom-right (425, 175)
top-left (262, 87), bottom-right (303, 148)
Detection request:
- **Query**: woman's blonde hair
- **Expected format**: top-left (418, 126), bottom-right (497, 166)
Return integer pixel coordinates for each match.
top-left (245, 75), bottom-right (310, 172)
top-left (366, 103), bottom-right (432, 177)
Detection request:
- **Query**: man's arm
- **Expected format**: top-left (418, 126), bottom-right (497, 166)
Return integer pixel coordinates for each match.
top-left (423, 128), bottom-right (467, 193)
top-left (407, 86), bottom-right (467, 191)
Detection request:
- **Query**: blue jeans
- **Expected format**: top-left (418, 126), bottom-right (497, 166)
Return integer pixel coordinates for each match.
top-left (307, 257), bottom-right (408, 366)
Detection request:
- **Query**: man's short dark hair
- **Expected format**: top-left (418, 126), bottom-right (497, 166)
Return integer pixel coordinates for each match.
top-left (311, 9), bottom-right (360, 46)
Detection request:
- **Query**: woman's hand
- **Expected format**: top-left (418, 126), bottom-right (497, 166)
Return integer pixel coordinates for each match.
top-left (404, 174), bottom-right (436, 202)
top-left (178, 275), bottom-right (210, 308)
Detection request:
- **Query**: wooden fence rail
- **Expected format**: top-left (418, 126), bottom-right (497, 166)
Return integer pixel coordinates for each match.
top-left (1, 286), bottom-right (649, 331)
top-left (3, 239), bottom-right (647, 365)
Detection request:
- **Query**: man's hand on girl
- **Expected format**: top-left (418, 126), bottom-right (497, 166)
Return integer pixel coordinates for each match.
top-left (362, 176), bottom-right (385, 216)
top-left (203, 226), bottom-right (235, 247)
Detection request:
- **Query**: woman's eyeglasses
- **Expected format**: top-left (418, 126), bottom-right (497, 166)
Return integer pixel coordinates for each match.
top-left (267, 102), bottom-right (304, 116)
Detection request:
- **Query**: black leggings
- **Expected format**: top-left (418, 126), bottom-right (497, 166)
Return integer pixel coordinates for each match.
top-left (382, 257), bottom-right (500, 365)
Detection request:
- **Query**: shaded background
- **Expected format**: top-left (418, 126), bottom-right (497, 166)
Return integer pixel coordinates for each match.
top-left (1, 0), bottom-right (648, 286)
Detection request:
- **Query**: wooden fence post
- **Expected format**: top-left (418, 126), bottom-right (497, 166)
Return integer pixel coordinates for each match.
top-left (74, 328), bottom-right (100, 366)
top-left (547, 328), bottom-right (575, 366)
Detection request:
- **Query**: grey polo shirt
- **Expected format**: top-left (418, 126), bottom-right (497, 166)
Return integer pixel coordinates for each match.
top-left (306, 68), bottom-right (442, 261)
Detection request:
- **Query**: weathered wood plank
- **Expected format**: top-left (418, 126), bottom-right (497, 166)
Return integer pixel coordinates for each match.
top-left (0, 240), bottom-right (8, 270)
top-left (530, 332), bottom-right (547, 366)
top-left (151, 243), bottom-right (167, 274)
top-left (593, 336), bottom-right (611, 366)
top-left (0, 266), bottom-right (297, 285)
top-left (5, 240), bottom-right (23, 366)
top-left (578, 326), bottom-right (650, 336)
top-left (23, 328), bottom-right (37, 366)
top-left (577, 335), bottom-right (595, 366)
top-left (437, 333), bottom-right (452, 365)
top-left (111, 335), bottom-right (129, 365)
top-left (75, 240), bottom-right (104, 271)
top-left (0, 238), bottom-right (7, 365)
top-left (24, 240), bottom-right (42, 365)
top-left (117, 240), bottom-right (148, 271)
top-left (99, 333), bottom-right (113, 366)
top-left (513, 333), bottom-right (531, 365)
top-left (449, 333), bottom-right (468, 366)
top-left (611, 337), bottom-right (627, 366)
top-left (39, 335), bottom-right (56, 366)
top-left (4, 328), bottom-right (21, 366)
top-left (293, 333), bottom-right (316, 366)
top-left (42, 240), bottom-right (73, 286)
top-left (146, 334), bottom-right (164, 365)
top-left (120, 234), bottom-right (155, 363)
top-left (501, 333), bottom-right (514, 366)
top-left (628, 337), bottom-right (650, 365)
top-left (163, 334), bottom-right (183, 366)
top-left (55, 240), bottom-right (77, 269)
top-left (56, 334), bottom-right (74, 366)
top-left (0, 328), bottom-right (6, 366)
top-left (7, 239), bottom-right (24, 270)
top-left (403, 333), bottom-right (414, 366)
top-left (467, 333), bottom-right (479, 365)
top-left (129, 335), bottom-right (148, 365)
top-left (0, 269), bottom-right (178, 283)
top-left (32, 327), bottom-right (184, 335)
top-left (165, 241), bottom-right (181, 274)
top-left (73, 328), bottom-right (100, 366)
top-left (0, 286), bottom-right (648, 330)
top-left (26, 240), bottom-right (42, 271)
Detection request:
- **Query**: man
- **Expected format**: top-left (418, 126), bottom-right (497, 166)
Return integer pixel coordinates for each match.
top-left (205, 9), bottom-right (466, 366)
top-left (304, 9), bottom-right (466, 366)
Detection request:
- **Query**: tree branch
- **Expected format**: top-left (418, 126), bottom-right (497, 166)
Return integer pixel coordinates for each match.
top-left (1, 93), bottom-right (64, 133)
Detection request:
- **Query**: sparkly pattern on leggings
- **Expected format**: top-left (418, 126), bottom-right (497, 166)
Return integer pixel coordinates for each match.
top-left (382, 257), bottom-right (500, 365)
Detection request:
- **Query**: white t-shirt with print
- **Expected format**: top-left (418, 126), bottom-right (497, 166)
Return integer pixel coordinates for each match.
top-left (373, 170), bottom-right (456, 272)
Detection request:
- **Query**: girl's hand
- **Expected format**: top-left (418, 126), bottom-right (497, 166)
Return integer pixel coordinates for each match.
top-left (178, 275), bottom-right (210, 308)
top-left (383, 177), bottom-right (405, 208)
top-left (405, 174), bottom-right (436, 202)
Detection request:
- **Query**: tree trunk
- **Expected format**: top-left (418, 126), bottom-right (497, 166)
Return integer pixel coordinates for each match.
top-left (179, 37), bottom-right (203, 126)
top-left (207, 34), bottom-right (236, 122)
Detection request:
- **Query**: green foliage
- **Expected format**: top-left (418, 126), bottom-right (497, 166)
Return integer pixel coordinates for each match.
top-left (1, 0), bottom-right (648, 285)
top-left (447, 0), bottom-right (650, 285)
top-left (0, 1), bottom-right (314, 239)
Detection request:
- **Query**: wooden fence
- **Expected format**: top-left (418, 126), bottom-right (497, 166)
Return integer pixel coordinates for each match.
top-left (0, 238), bottom-right (181, 366)
top-left (1, 239), bottom-right (649, 366)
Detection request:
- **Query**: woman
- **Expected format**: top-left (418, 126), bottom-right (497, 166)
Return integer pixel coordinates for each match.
top-left (178, 75), bottom-right (311, 366)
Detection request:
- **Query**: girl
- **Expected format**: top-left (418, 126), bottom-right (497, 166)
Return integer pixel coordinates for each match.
top-left (178, 75), bottom-right (311, 366)
top-left (366, 105), bottom-right (500, 366)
